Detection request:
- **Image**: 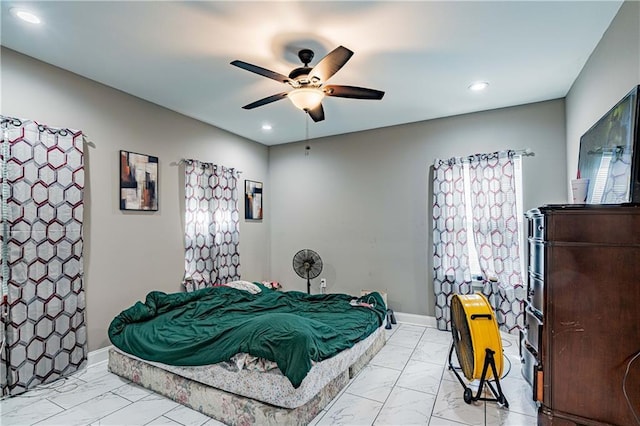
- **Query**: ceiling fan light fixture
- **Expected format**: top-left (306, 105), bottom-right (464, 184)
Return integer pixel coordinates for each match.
top-left (10, 8), bottom-right (41, 24)
top-left (469, 81), bottom-right (489, 92)
top-left (288, 88), bottom-right (325, 111)
top-left (231, 46), bottom-right (383, 123)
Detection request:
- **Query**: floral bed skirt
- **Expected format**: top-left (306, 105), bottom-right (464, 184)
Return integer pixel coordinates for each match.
top-left (108, 327), bottom-right (386, 425)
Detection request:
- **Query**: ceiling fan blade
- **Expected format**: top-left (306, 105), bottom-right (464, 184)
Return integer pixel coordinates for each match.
top-left (230, 60), bottom-right (290, 84)
top-left (308, 46), bottom-right (354, 83)
top-left (242, 92), bottom-right (289, 109)
top-left (324, 85), bottom-right (385, 100)
top-left (307, 103), bottom-right (325, 122)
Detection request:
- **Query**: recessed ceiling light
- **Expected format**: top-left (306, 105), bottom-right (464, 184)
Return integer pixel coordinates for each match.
top-left (10, 8), bottom-right (41, 24)
top-left (261, 124), bottom-right (272, 131)
top-left (469, 81), bottom-right (489, 92)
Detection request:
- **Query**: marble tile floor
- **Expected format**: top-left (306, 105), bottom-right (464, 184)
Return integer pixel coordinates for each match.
top-left (1, 323), bottom-right (538, 425)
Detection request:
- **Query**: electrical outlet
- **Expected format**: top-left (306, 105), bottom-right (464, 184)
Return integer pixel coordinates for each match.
top-left (320, 278), bottom-right (327, 288)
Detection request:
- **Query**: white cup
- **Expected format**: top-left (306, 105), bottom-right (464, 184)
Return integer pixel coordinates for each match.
top-left (571, 178), bottom-right (589, 203)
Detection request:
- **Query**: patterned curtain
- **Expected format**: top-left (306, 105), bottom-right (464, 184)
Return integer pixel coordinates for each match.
top-left (183, 160), bottom-right (240, 292)
top-left (0, 116), bottom-right (86, 396)
top-left (468, 151), bottom-right (525, 333)
top-left (432, 158), bottom-right (472, 331)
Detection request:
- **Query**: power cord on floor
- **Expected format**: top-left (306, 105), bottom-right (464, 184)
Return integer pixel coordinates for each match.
top-left (447, 350), bottom-right (511, 381)
top-left (448, 349), bottom-right (511, 415)
top-left (623, 350), bottom-right (640, 425)
top-left (500, 352), bottom-right (512, 380)
top-left (1, 376), bottom-right (80, 399)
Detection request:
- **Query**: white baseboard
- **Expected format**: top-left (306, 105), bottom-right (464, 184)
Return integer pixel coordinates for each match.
top-left (394, 312), bottom-right (437, 328)
top-left (87, 345), bottom-right (112, 367)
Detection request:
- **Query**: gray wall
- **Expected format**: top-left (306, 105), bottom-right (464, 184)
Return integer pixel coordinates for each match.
top-left (270, 100), bottom-right (567, 316)
top-left (566, 0), bottom-right (640, 189)
top-left (1, 47), bottom-right (270, 351)
top-left (5, 0), bottom-right (635, 350)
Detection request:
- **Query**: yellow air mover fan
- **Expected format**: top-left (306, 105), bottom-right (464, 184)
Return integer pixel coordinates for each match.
top-left (448, 293), bottom-right (509, 407)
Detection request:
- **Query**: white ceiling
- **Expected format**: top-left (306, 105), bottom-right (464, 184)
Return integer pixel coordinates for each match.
top-left (1, 1), bottom-right (623, 146)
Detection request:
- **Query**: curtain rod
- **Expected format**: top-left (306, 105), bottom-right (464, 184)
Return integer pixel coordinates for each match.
top-left (82, 134), bottom-right (96, 148)
top-left (517, 148), bottom-right (534, 156)
top-left (434, 148), bottom-right (534, 167)
top-left (2, 117), bottom-right (96, 149)
top-left (178, 158), bottom-right (242, 174)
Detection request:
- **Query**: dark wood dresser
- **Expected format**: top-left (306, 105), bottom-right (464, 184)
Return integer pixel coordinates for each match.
top-left (521, 204), bottom-right (640, 426)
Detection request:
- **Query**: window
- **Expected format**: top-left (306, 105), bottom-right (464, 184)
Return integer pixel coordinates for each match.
top-left (462, 163), bottom-right (482, 276)
top-left (462, 156), bottom-right (525, 278)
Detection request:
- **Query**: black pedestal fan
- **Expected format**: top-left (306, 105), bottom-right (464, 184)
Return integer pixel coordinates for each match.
top-left (292, 249), bottom-right (323, 294)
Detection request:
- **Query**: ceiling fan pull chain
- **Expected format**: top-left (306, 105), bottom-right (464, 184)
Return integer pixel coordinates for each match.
top-left (305, 115), bottom-right (310, 156)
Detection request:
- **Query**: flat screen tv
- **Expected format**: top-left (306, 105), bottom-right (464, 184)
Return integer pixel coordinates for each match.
top-left (577, 85), bottom-right (640, 204)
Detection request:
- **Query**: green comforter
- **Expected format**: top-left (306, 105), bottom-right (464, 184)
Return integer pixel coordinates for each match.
top-left (108, 285), bottom-right (386, 388)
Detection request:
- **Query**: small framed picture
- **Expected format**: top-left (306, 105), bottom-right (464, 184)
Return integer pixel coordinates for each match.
top-left (245, 180), bottom-right (263, 220)
top-left (119, 150), bottom-right (158, 211)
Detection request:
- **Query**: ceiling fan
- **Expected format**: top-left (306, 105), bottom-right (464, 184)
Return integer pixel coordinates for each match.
top-left (230, 46), bottom-right (385, 122)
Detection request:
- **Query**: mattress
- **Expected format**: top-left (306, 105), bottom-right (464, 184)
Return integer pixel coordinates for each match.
top-left (108, 326), bottom-right (386, 425)
top-left (108, 286), bottom-right (387, 388)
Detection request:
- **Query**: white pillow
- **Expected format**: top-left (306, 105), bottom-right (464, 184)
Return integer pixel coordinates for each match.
top-left (223, 280), bottom-right (262, 294)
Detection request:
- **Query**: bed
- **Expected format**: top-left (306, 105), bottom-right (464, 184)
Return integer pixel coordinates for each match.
top-left (107, 283), bottom-right (387, 425)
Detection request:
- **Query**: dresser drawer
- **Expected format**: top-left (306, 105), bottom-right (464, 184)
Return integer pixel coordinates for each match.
top-left (548, 209), bottom-right (640, 245)
top-left (524, 306), bottom-right (543, 353)
top-left (528, 213), bottom-right (545, 240)
top-left (521, 341), bottom-right (538, 388)
top-left (528, 275), bottom-right (544, 315)
top-left (528, 240), bottom-right (545, 278)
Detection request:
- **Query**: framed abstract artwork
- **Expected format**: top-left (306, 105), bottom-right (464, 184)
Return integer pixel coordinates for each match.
top-left (245, 180), bottom-right (263, 220)
top-left (119, 150), bottom-right (158, 211)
